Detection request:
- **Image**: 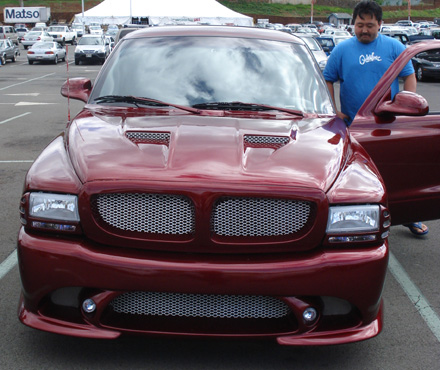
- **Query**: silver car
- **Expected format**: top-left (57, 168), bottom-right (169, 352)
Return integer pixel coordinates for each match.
top-left (295, 34), bottom-right (328, 71)
top-left (27, 41), bottom-right (66, 65)
top-left (22, 31), bottom-right (53, 49)
top-left (0, 39), bottom-right (20, 64)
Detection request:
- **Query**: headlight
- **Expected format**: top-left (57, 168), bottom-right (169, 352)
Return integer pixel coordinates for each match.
top-left (327, 205), bottom-right (379, 233)
top-left (29, 193), bottom-right (79, 222)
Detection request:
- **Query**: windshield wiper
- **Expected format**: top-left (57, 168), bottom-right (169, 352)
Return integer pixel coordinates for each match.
top-left (93, 95), bottom-right (201, 114)
top-left (192, 101), bottom-right (304, 117)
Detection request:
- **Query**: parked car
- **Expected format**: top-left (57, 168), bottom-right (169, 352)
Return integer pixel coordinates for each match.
top-left (114, 27), bottom-right (138, 43)
top-left (395, 20), bottom-right (414, 27)
top-left (0, 38), bottom-right (20, 64)
top-left (104, 35), bottom-right (115, 52)
top-left (295, 34), bottom-right (328, 70)
top-left (71, 23), bottom-right (86, 38)
top-left (432, 28), bottom-right (440, 39)
top-left (27, 41), bottom-right (66, 65)
top-left (30, 26), bottom-right (48, 32)
top-left (411, 47), bottom-right (440, 81)
top-left (89, 25), bottom-right (103, 35)
top-left (16, 27), bottom-right (29, 42)
top-left (21, 31), bottom-right (53, 49)
top-left (74, 34), bottom-right (110, 64)
top-left (315, 36), bottom-right (336, 55)
top-left (323, 29), bottom-right (351, 37)
top-left (47, 25), bottom-right (77, 45)
top-left (0, 25), bottom-right (19, 45)
top-left (17, 27), bottom-right (440, 346)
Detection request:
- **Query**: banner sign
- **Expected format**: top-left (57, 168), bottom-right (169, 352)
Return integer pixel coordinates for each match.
top-left (3, 7), bottom-right (51, 23)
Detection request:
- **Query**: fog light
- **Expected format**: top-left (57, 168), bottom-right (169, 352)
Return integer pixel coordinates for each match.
top-left (303, 307), bottom-right (318, 323)
top-left (82, 298), bottom-right (96, 313)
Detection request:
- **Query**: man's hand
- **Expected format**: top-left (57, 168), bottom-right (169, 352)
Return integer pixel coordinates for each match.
top-left (336, 111), bottom-right (350, 120)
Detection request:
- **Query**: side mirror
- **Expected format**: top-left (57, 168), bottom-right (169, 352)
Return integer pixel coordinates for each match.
top-left (60, 78), bottom-right (92, 103)
top-left (374, 91), bottom-right (429, 117)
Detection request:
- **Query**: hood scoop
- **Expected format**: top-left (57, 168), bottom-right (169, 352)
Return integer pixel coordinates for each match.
top-left (244, 135), bottom-right (290, 150)
top-left (126, 131), bottom-right (171, 146)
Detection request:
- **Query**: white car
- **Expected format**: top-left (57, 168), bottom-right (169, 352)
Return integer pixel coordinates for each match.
top-left (47, 25), bottom-right (77, 45)
top-left (295, 34), bottom-right (328, 71)
top-left (27, 41), bottom-right (66, 65)
top-left (21, 31), bottom-right (53, 49)
top-left (71, 23), bottom-right (86, 38)
top-left (89, 26), bottom-right (103, 35)
top-left (74, 34), bottom-right (110, 65)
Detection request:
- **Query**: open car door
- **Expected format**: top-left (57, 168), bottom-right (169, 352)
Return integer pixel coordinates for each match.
top-left (350, 40), bottom-right (440, 225)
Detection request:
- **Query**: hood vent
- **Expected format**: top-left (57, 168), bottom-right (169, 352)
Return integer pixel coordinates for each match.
top-left (126, 131), bottom-right (171, 145)
top-left (244, 135), bottom-right (290, 150)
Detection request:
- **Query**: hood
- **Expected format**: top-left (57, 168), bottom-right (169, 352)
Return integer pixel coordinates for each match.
top-left (67, 107), bottom-right (347, 192)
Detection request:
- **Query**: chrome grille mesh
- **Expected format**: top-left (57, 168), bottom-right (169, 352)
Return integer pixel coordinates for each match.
top-left (244, 135), bottom-right (290, 148)
top-left (110, 292), bottom-right (291, 319)
top-left (212, 197), bottom-right (311, 237)
top-left (95, 193), bottom-right (195, 234)
top-left (126, 131), bottom-right (170, 145)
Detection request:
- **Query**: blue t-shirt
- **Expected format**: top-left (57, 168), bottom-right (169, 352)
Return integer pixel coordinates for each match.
top-left (323, 34), bottom-right (414, 124)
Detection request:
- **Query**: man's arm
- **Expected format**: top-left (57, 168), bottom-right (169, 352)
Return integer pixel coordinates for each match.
top-left (326, 81), bottom-right (349, 121)
top-left (403, 73), bottom-right (417, 92)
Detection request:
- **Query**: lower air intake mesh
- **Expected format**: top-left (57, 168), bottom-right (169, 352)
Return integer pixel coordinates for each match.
top-left (110, 292), bottom-right (291, 319)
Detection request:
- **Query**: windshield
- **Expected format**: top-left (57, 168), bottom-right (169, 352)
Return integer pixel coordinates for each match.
top-left (91, 36), bottom-right (333, 114)
top-left (32, 42), bottom-right (54, 49)
top-left (79, 37), bottom-right (104, 45)
top-left (334, 37), bottom-right (350, 45)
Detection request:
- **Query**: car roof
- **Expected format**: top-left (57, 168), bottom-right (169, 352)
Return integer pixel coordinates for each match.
top-left (122, 25), bottom-right (305, 45)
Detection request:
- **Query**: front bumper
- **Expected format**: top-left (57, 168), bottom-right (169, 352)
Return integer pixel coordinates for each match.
top-left (75, 52), bottom-right (105, 63)
top-left (421, 66), bottom-right (440, 79)
top-left (17, 227), bottom-right (388, 345)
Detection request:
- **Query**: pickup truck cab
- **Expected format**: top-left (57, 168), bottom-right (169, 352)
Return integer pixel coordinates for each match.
top-left (47, 25), bottom-right (76, 45)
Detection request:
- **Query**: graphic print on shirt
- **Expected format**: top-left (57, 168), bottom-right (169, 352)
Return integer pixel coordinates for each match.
top-left (359, 52), bottom-right (382, 65)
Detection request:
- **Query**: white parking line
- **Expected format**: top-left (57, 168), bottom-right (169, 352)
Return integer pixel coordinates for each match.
top-left (0, 112), bottom-right (31, 125)
top-left (0, 160), bottom-right (33, 163)
top-left (389, 252), bottom-right (440, 342)
top-left (0, 73), bottom-right (55, 91)
top-left (0, 250), bottom-right (17, 280)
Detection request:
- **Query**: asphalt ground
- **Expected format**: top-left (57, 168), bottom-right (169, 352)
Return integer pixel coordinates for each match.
top-left (1, 43), bottom-right (440, 369)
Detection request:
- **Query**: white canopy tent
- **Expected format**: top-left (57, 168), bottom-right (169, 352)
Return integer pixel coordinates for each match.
top-left (74, 0), bottom-right (254, 27)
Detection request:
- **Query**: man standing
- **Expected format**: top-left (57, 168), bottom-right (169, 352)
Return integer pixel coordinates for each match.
top-left (324, 0), bottom-right (416, 125)
top-left (323, 0), bottom-right (428, 236)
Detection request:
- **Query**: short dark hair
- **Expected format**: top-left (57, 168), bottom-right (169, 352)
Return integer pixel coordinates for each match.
top-left (353, 0), bottom-right (383, 24)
